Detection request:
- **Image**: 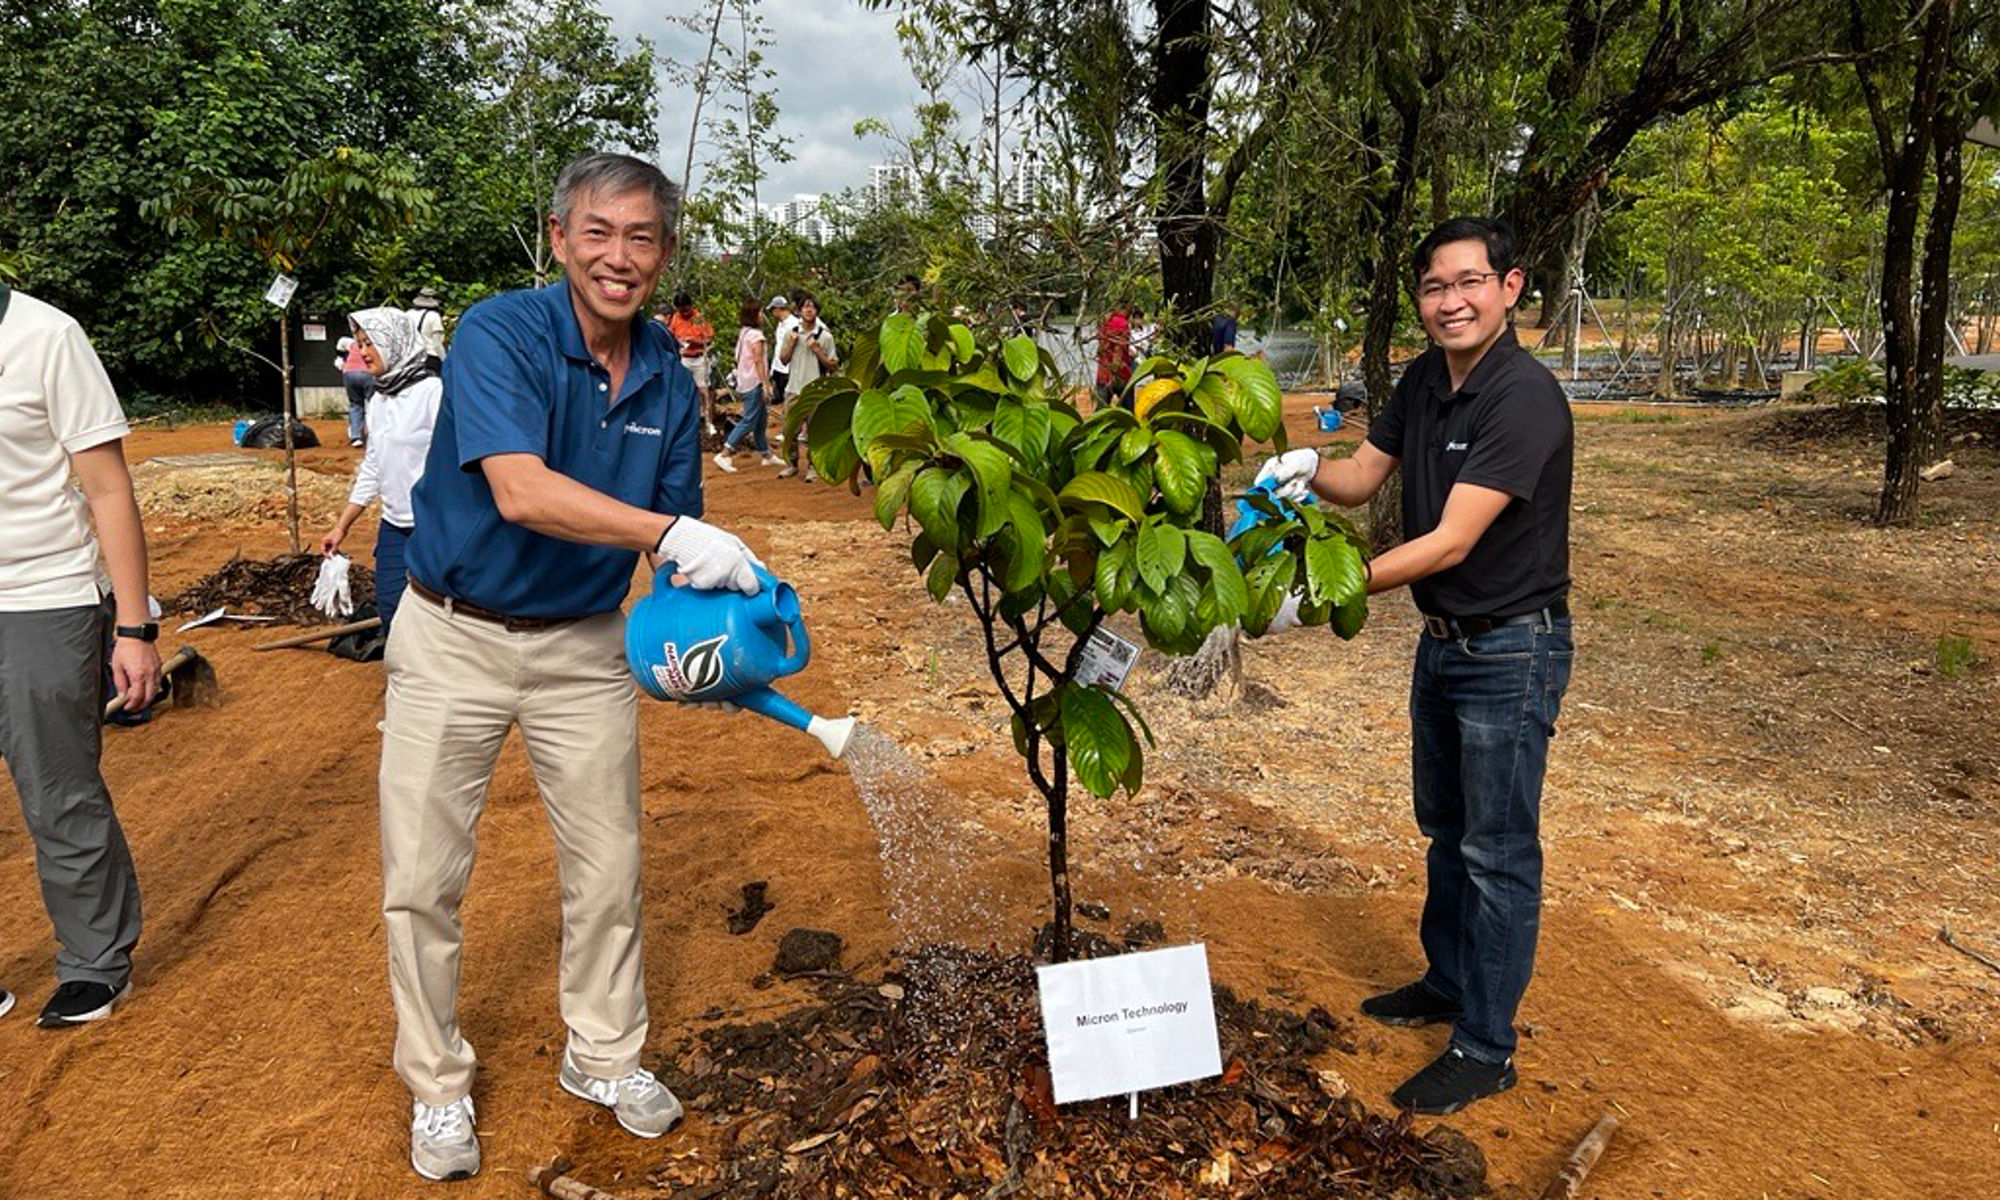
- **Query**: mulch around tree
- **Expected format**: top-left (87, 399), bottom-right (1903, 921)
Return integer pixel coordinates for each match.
top-left (646, 945), bottom-right (1485, 1199)
top-left (165, 553), bottom-right (374, 625)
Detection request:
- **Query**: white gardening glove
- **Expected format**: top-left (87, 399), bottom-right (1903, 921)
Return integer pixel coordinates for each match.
top-left (1265, 591), bottom-right (1303, 634)
top-left (311, 554), bottom-right (354, 618)
top-left (1254, 448), bottom-right (1322, 504)
top-left (656, 516), bottom-right (764, 595)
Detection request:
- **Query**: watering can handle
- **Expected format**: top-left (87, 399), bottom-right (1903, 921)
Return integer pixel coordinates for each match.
top-left (771, 568), bottom-right (810, 675)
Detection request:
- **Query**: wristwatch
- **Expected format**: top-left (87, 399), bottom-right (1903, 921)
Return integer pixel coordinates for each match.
top-left (115, 623), bottom-right (159, 642)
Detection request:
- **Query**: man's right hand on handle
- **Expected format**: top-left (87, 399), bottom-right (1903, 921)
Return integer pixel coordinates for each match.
top-left (656, 517), bottom-right (764, 595)
top-left (1254, 448), bottom-right (1322, 503)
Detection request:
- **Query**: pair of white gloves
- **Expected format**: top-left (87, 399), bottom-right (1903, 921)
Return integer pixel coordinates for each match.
top-left (655, 516), bottom-right (763, 712)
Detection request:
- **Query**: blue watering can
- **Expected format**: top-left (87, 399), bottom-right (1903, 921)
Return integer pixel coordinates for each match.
top-left (1227, 476), bottom-right (1288, 547)
top-left (626, 563), bottom-right (857, 758)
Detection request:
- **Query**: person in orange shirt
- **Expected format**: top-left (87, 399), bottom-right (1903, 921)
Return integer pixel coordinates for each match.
top-left (662, 293), bottom-right (716, 430)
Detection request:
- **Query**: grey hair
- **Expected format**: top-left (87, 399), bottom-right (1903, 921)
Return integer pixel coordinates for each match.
top-left (551, 152), bottom-right (682, 233)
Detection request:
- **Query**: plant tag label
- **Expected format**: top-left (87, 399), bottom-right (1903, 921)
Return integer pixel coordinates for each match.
top-left (1036, 943), bottom-right (1222, 1105)
top-left (264, 273), bottom-right (298, 309)
top-left (1073, 627), bottom-right (1140, 692)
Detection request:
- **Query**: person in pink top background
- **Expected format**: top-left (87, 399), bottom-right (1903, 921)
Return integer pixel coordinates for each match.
top-left (713, 297), bottom-right (784, 472)
top-left (338, 334), bottom-right (374, 447)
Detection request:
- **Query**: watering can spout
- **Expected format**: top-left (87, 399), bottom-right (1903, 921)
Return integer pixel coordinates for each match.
top-left (732, 686), bottom-right (857, 759)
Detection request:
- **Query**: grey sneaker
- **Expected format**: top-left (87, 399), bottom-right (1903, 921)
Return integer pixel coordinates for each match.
top-left (409, 1095), bottom-right (480, 1181)
top-left (558, 1052), bottom-right (683, 1138)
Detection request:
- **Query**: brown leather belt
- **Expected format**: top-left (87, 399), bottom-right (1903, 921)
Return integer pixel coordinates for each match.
top-left (407, 577), bottom-right (584, 633)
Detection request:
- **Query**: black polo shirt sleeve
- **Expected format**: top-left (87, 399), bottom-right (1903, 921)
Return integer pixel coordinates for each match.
top-left (1455, 375), bottom-right (1568, 502)
top-left (1364, 369), bottom-right (1413, 459)
top-left (444, 303), bottom-right (552, 470)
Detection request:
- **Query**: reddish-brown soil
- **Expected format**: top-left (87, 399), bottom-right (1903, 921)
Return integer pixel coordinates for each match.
top-left (1, 400), bottom-right (1995, 1199)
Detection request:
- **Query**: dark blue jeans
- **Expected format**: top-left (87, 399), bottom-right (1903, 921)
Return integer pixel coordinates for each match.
top-left (722, 383), bottom-right (768, 452)
top-left (375, 521), bottom-right (412, 630)
top-left (1410, 614), bottom-right (1573, 1064)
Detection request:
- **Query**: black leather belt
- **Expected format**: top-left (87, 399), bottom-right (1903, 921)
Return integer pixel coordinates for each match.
top-left (1421, 598), bottom-right (1569, 640)
top-left (407, 577), bottom-right (584, 633)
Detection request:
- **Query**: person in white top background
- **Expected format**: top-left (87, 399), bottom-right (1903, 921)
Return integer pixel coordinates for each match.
top-left (320, 307), bottom-right (444, 633)
top-left (0, 284), bottom-right (161, 1028)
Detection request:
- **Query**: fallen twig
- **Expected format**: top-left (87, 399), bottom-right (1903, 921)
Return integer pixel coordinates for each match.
top-left (1537, 1112), bottom-right (1620, 1200)
top-left (1940, 926), bottom-right (2000, 979)
top-left (528, 1162), bottom-right (636, 1200)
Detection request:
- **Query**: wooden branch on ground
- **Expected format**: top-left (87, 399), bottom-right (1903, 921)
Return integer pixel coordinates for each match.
top-left (528, 1163), bottom-right (636, 1200)
top-left (251, 617), bottom-right (380, 651)
top-left (1940, 926), bottom-right (2000, 979)
top-left (1538, 1112), bottom-right (1621, 1200)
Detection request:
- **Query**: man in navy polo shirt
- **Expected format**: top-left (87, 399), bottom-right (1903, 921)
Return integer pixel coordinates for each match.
top-left (1256, 217), bottom-right (1573, 1116)
top-left (381, 152), bottom-right (763, 1183)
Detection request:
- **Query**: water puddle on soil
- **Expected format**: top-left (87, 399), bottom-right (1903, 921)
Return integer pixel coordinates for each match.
top-left (839, 724), bottom-right (1012, 950)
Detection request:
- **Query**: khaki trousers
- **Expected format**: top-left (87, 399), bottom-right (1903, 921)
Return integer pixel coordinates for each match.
top-left (380, 587), bottom-right (644, 1106)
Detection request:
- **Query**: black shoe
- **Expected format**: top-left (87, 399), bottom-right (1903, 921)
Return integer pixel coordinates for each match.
top-left (0, 987), bottom-right (14, 1019)
top-left (1360, 979), bottom-right (1462, 1027)
top-left (37, 981), bottom-right (130, 1028)
top-left (1390, 1046), bottom-right (1517, 1115)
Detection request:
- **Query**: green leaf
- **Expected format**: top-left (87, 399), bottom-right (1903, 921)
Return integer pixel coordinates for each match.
top-left (1186, 531), bottom-right (1248, 621)
top-left (946, 433), bottom-right (1014, 538)
top-left (846, 329), bottom-right (884, 389)
top-left (1139, 572), bottom-right (1199, 646)
top-left (949, 323), bottom-right (976, 363)
top-left (909, 468), bottom-right (970, 552)
top-left (1062, 685), bottom-right (1133, 799)
top-left (1117, 425), bottom-right (1153, 465)
top-left (806, 393), bottom-right (861, 485)
top-left (1189, 373), bottom-right (1236, 425)
top-left (1242, 553), bottom-right (1298, 635)
top-left (1002, 335), bottom-right (1039, 383)
top-left (1094, 538), bottom-right (1135, 611)
top-left (1152, 430), bottom-right (1216, 514)
top-left (1059, 471), bottom-right (1145, 522)
top-left (874, 462), bottom-right (920, 531)
top-left (912, 532), bottom-right (938, 572)
top-left (998, 491), bottom-right (1048, 592)
top-left (991, 399), bottom-right (1053, 467)
top-left (852, 385), bottom-right (933, 453)
top-left (1330, 595), bottom-right (1368, 640)
top-left (880, 313), bottom-right (921, 372)
top-left (1047, 571), bottom-right (1096, 635)
top-left (1211, 355), bottom-right (1284, 441)
top-left (1134, 520), bottom-right (1187, 592)
top-left (926, 549), bottom-right (959, 602)
top-left (1303, 534), bottom-right (1367, 608)
top-left (1105, 687), bottom-right (1157, 748)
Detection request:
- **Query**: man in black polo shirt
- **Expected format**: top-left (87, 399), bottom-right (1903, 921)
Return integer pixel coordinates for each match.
top-left (1256, 217), bottom-right (1573, 1114)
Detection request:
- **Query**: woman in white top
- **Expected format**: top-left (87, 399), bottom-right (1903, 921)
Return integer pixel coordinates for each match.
top-left (319, 307), bottom-right (442, 630)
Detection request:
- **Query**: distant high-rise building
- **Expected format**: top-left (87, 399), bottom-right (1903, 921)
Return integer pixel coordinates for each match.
top-left (867, 161), bottom-right (921, 210)
top-left (1006, 153), bottom-right (1055, 212)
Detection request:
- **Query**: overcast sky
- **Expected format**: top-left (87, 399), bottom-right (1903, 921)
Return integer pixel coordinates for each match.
top-left (598, 1), bottom-right (929, 205)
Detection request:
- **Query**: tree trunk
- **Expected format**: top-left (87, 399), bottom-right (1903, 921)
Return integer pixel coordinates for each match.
top-left (280, 314), bottom-right (300, 554)
top-left (1163, 479), bottom-right (1241, 699)
top-left (1869, 0), bottom-right (1958, 526)
top-left (1152, 0), bottom-right (1215, 351)
top-left (1044, 748), bottom-right (1073, 961)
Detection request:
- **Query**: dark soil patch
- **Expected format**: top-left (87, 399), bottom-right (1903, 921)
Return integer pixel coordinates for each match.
top-left (165, 552), bottom-right (375, 625)
top-left (1746, 402), bottom-right (2000, 453)
top-left (648, 946), bottom-right (1480, 1199)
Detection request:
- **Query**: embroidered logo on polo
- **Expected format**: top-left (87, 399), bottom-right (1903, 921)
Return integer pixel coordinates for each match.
top-left (625, 422), bottom-right (663, 437)
top-left (650, 634), bottom-right (728, 698)
top-left (1445, 441), bottom-right (1469, 452)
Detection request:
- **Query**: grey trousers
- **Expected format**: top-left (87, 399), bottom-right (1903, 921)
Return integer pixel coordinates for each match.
top-left (0, 603), bottom-right (143, 986)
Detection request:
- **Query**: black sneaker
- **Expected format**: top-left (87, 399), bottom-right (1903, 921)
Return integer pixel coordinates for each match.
top-left (37, 981), bottom-right (130, 1028)
top-left (0, 987), bottom-right (14, 1019)
top-left (1390, 1046), bottom-right (1517, 1115)
top-left (1360, 979), bottom-right (1462, 1027)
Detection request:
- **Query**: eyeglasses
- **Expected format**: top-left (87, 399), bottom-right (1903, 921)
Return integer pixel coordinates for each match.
top-left (1417, 272), bottom-right (1500, 304)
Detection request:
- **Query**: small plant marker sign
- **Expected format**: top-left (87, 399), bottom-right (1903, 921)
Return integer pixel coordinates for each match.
top-left (1035, 944), bottom-right (1222, 1107)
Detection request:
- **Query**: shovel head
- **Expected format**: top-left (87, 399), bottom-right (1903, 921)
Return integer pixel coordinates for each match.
top-left (164, 645), bottom-right (220, 708)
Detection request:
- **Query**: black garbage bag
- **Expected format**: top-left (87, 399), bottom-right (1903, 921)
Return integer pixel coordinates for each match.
top-left (326, 602), bottom-right (384, 662)
top-left (240, 415), bottom-right (321, 449)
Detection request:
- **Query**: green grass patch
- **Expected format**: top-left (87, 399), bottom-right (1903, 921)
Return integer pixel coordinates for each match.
top-left (1937, 634), bottom-right (1976, 678)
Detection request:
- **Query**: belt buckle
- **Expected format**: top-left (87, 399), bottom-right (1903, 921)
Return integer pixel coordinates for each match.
top-left (1423, 614), bottom-right (1454, 639)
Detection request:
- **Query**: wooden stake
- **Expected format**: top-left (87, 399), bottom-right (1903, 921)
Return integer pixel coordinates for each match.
top-left (251, 617), bottom-right (380, 651)
top-left (527, 1163), bottom-right (637, 1200)
top-left (1538, 1112), bottom-right (1620, 1200)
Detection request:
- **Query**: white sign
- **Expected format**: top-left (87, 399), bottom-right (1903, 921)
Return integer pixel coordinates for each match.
top-left (301, 322), bottom-right (327, 341)
top-left (1035, 943), bottom-right (1222, 1105)
top-left (263, 272), bottom-right (298, 309)
top-left (1073, 627), bottom-right (1139, 692)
